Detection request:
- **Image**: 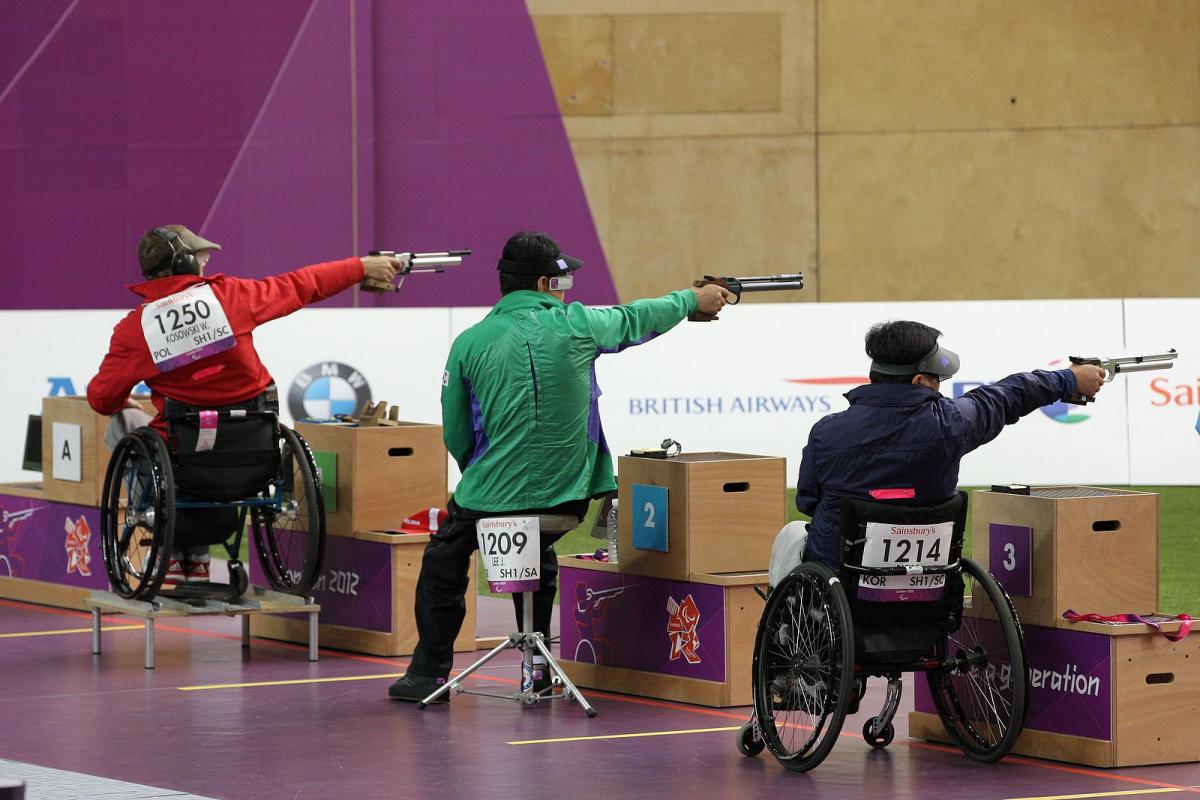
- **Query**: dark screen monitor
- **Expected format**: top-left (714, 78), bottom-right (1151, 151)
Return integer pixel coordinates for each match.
top-left (22, 415), bottom-right (42, 473)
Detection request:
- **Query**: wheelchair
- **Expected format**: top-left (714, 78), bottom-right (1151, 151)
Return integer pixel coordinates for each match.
top-left (737, 491), bottom-right (1028, 772)
top-left (99, 391), bottom-right (325, 602)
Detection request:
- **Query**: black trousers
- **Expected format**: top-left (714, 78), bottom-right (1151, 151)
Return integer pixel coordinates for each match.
top-left (409, 498), bottom-right (588, 678)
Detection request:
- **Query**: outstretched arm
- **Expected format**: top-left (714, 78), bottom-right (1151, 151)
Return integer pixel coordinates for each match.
top-left (956, 365), bottom-right (1103, 452)
top-left (568, 284), bottom-right (727, 351)
top-left (241, 256), bottom-right (399, 326)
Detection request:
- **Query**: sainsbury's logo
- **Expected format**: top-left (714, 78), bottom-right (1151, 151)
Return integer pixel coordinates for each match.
top-left (1150, 376), bottom-right (1199, 407)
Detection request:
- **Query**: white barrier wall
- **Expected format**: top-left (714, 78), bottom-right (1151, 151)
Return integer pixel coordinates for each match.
top-left (3, 299), bottom-right (1195, 487)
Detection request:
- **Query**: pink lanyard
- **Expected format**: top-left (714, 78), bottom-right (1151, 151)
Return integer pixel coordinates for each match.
top-left (1062, 610), bottom-right (1193, 642)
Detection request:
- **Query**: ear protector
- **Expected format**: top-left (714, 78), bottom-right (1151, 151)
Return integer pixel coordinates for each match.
top-left (871, 343), bottom-right (961, 381)
top-left (149, 227), bottom-right (200, 277)
top-left (547, 275), bottom-right (573, 291)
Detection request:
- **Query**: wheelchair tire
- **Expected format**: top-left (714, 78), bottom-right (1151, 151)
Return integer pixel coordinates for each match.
top-left (862, 718), bottom-right (894, 749)
top-left (751, 562), bottom-right (854, 772)
top-left (251, 426), bottom-right (325, 595)
top-left (736, 721), bottom-right (764, 757)
top-left (100, 429), bottom-right (175, 601)
top-left (927, 558), bottom-right (1028, 763)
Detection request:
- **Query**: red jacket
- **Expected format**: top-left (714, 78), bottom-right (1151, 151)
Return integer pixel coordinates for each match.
top-left (87, 259), bottom-right (364, 431)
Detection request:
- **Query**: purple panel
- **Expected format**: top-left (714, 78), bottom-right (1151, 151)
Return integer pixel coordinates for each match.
top-left (989, 522), bottom-right (1033, 597)
top-left (2, 0), bottom-right (613, 311)
top-left (914, 619), bottom-right (1113, 740)
top-left (0, 492), bottom-right (107, 589)
top-left (559, 565), bottom-right (727, 683)
top-left (201, 0), bottom-right (357, 297)
top-left (369, 0), bottom-right (615, 308)
top-left (247, 531), bottom-right (394, 633)
top-left (0, 2), bottom-right (312, 309)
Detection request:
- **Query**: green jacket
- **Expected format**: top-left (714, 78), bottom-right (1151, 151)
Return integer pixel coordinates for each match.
top-left (443, 289), bottom-right (699, 512)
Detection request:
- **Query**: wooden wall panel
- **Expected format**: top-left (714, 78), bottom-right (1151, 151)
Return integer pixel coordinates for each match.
top-left (530, 0), bottom-right (814, 139)
top-left (819, 0), bottom-right (1200, 132)
top-left (532, 15), bottom-right (614, 116)
top-left (605, 136), bottom-right (815, 303)
top-left (612, 14), bottom-right (782, 115)
top-left (818, 127), bottom-right (1200, 301)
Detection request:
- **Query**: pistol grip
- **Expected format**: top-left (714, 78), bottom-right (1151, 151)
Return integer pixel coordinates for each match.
top-left (1063, 393), bottom-right (1095, 406)
top-left (360, 277), bottom-right (396, 293)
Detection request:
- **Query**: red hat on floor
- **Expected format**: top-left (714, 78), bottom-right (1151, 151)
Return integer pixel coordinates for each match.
top-left (398, 507), bottom-right (448, 533)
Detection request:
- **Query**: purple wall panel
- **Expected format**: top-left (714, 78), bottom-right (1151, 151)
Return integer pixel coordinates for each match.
top-left (368, 0), bottom-right (615, 307)
top-left (0, 0), bottom-right (614, 311)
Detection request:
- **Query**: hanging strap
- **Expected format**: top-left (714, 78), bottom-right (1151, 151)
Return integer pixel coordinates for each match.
top-left (1062, 609), bottom-right (1192, 642)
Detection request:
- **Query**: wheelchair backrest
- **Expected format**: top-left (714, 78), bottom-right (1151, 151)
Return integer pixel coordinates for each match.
top-left (837, 491), bottom-right (968, 666)
top-left (164, 395), bottom-right (280, 502)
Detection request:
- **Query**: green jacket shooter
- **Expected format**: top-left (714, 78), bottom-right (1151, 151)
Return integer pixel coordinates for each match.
top-left (442, 288), bottom-right (700, 511)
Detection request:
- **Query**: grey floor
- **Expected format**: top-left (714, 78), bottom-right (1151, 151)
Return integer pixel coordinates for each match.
top-left (0, 760), bottom-right (215, 800)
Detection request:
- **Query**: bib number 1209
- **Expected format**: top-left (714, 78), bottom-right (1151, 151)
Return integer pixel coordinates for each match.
top-left (481, 529), bottom-right (528, 557)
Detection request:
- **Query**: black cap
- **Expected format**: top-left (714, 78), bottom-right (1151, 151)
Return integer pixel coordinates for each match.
top-left (497, 253), bottom-right (583, 276)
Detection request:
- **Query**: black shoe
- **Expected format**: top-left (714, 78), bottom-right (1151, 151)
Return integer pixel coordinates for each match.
top-left (531, 666), bottom-right (554, 695)
top-left (388, 673), bottom-right (449, 703)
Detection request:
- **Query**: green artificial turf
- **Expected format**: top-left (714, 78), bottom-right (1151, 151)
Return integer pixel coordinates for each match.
top-left (479, 486), bottom-right (1200, 616)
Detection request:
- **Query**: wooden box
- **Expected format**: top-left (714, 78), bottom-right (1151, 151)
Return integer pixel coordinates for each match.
top-left (296, 422), bottom-right (447, 536)
top-left (970, 486), bottom-right (1159, 629)
top-left (249, 530), bottom-right (476, 657)
top-left (616, 452), bottom-right (785, 581)
top-left (40, 396), bottom-right (153, 507)
top-left (0, 483), bottom-right (109, 610)
top-left (910, 618), bottom-right (1199, 767)
top-left (556, 555), bottom-right (764, 707)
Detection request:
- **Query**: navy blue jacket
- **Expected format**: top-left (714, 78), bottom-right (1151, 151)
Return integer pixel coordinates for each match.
top-left (796, 369), bottom-right (1078, 568)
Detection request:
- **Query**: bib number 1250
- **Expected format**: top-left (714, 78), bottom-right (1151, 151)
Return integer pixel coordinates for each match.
top-left (151, 299), bottom-right (212, 334)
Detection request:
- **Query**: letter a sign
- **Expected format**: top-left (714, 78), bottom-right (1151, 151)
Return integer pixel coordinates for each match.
top-left (52, 422), bottom-right (82, 482)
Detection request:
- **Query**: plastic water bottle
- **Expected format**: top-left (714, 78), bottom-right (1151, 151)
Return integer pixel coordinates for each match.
top-left (606, 499), bottom-right (619, 565)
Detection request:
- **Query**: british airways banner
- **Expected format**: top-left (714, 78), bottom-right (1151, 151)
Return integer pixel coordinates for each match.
top-left (2, 299), bottom-right (1194, 488)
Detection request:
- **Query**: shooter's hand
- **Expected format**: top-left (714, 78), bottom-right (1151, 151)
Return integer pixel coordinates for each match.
top-left (124, 396), bottom-right (143, 411)
top-left (1070, 364), bottom-right (1106, 399)
top-left (361, 255), bottom-right (400, 287)
top-left (690, 283), bottom-right (730, 319)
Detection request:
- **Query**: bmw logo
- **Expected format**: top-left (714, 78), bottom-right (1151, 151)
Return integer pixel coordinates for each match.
top-left (288, 362), bottom-right (372, 421)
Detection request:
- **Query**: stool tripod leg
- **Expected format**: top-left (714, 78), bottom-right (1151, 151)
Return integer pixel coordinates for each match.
top-left (531, 636), bottom-right (596, 718)
top-left (91, 607), bottom-right (101, 655)
top-left (144, 618), bottom-right (155, 670)
top-left (417, 637), bottom-right (516, 710)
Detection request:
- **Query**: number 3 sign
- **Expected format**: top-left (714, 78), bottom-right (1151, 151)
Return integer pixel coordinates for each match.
top-left (987, 523), bottom-right (1032, 597)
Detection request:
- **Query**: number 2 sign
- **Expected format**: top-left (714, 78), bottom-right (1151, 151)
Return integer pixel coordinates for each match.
top-left (631, 484), bottom-right (669, 552)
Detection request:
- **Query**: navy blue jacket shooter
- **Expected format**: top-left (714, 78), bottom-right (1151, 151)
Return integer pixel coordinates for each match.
top-left (796, 369), bottom-right (1079, 568)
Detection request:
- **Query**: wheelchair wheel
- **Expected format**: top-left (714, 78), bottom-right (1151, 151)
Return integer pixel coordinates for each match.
top-left (927, 558), bottom-right (1028, 762)
top-left (251, 426), bottom-right (325, 595)
top-left (100, 429), bottom-right (175, 600)
top-left (736, 721), bottom-right (764, 757)
top-left (862, 718), bottom-right (895, 749)
top-left (751, 562), bottom-right (854, 772)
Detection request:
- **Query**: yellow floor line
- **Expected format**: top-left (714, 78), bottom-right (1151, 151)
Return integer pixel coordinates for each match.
top-left (178, 673), bottom-right (404, 691)
top-left (508, 726), bottom-right (740, 746)
top-left (0, 625), bottom-right (141, 639)
top-left (1006, 788), bottom-right (1185, 800)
